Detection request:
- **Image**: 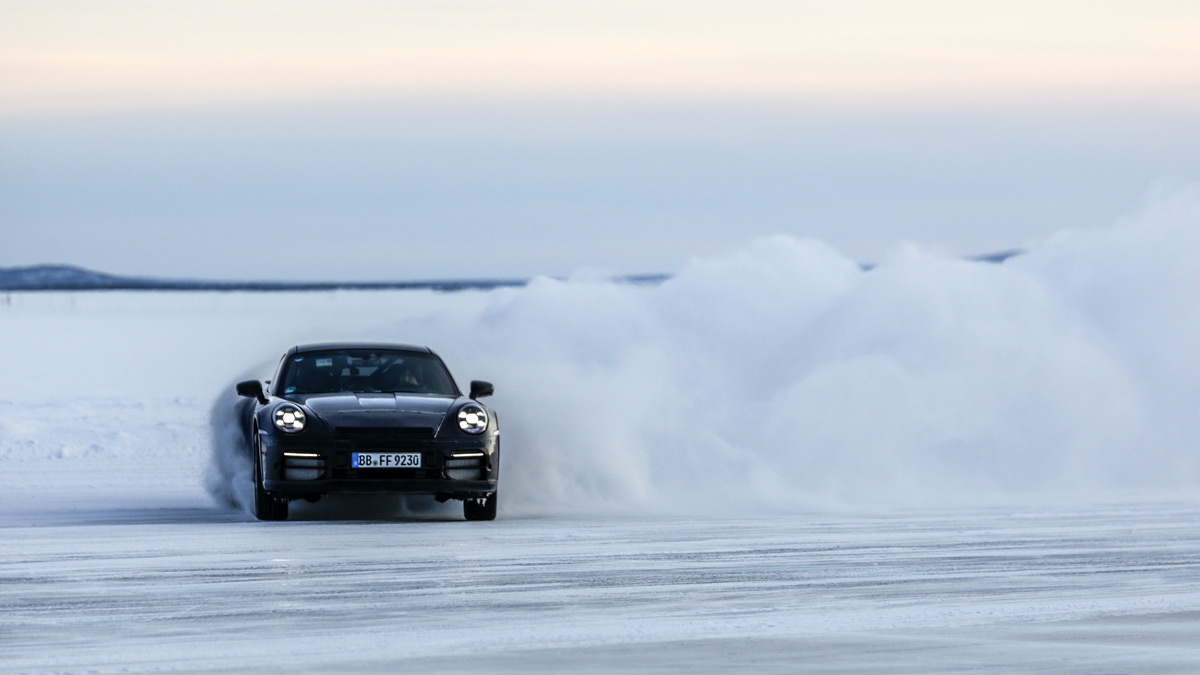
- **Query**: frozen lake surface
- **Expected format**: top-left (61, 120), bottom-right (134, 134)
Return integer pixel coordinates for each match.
top-left (3, 503), bottom-right (1200, 673)
top-left (3, 258), bottom-right (1200, 673)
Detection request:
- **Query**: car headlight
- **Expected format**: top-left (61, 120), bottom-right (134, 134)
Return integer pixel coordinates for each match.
top-left (457, 404), bottom-right (488, 434)
top-left (274, 405), bottom-right (307, 433)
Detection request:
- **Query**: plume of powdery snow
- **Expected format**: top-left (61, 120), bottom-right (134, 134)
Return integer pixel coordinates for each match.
top-left (210, 185), bottom-right (1200, 515)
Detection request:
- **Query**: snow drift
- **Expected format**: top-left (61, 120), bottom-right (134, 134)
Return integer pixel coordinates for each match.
top-left (207, 185), bottom-right (1200, 515)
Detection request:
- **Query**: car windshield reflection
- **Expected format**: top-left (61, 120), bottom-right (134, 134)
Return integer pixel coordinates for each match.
top-left (279, 349), bottom-right (459, 397)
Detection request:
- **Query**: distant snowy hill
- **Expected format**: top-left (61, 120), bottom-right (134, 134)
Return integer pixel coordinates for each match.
top-left (0, 264), bottom-right (672, 292)
top-left (0, 264), bottom-right (530, 292)
top-left (0, 253), bottom-right (1020, 292)
top-left (0, 264), bottom-right (134, 290)
top-left (969, 249), bottom-right (1024, 264)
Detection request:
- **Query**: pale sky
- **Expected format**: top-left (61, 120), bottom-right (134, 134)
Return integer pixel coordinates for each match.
top-left (2, 0), bottom-right (1199, 279)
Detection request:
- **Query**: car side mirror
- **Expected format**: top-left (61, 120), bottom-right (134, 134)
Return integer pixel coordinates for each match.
top-left (236, 379), bottom-right (268, 404)
top-left (469, 380), bottom-right (494, 399)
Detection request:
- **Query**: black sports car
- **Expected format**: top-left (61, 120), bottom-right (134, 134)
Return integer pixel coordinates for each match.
top-left (236, 342), bottom-right (499, 521)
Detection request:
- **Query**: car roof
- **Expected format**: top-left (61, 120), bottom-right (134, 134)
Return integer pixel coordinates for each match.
top-left (290, 342), bottom-right (433, 355)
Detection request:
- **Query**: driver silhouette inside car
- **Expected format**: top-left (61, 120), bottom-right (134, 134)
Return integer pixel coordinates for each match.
top-left (371, 362), bottom-right (424, 393)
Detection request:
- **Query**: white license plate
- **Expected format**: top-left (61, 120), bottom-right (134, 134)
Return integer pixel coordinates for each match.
top-left (352, 452), bottom-right (422, 468)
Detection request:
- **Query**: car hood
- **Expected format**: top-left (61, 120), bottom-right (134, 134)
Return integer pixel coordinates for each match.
top-left (293, 392), bottom-right (456, 430)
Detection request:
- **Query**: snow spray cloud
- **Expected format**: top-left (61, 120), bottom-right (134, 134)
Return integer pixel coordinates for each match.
top-left (370, 185), bottom-right (1200, 514)
top-left (205, 369), bottom-right (262, 512)
top-left (211, 185), bottom-right (1200, 514)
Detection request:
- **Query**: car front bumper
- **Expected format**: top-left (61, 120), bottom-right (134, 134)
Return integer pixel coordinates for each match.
top-left (264, 476), bottom-right (497, 500)
top-left (259, 428), bottom-right (499, 499)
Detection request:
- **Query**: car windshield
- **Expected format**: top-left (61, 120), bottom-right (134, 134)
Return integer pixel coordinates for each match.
top-left (279, 349), bottom-right (459, 397)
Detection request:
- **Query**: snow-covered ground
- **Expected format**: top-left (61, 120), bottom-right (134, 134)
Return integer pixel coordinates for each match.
top-left (3, 192), bottom-right (1200, 671)
top-left (4, 504), bottom-right (1200, 673)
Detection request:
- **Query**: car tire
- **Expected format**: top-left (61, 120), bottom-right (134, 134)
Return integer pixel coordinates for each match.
top-left (463, 492), bottom-right (497, 521)
top-left (253, 436), bottom-right (289, 521)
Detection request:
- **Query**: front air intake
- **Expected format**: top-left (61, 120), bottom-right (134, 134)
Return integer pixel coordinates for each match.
top-left (283, 454), bottom-right (325, 481)
top-left (444, 454), bottom-right (484, 481)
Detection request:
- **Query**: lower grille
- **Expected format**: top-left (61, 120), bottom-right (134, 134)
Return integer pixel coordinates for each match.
top-left (283, 455), bottom-right (325, 481)
top-left (445, 456), bottom-right (484, 481)
top-left (331, 468), bottom-right (434, 480)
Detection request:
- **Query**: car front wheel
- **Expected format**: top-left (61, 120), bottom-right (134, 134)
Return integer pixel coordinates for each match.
top-left (253, 436), bottom-right (289, 521)
top-left (463, 492), bottom-right (497, 521)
